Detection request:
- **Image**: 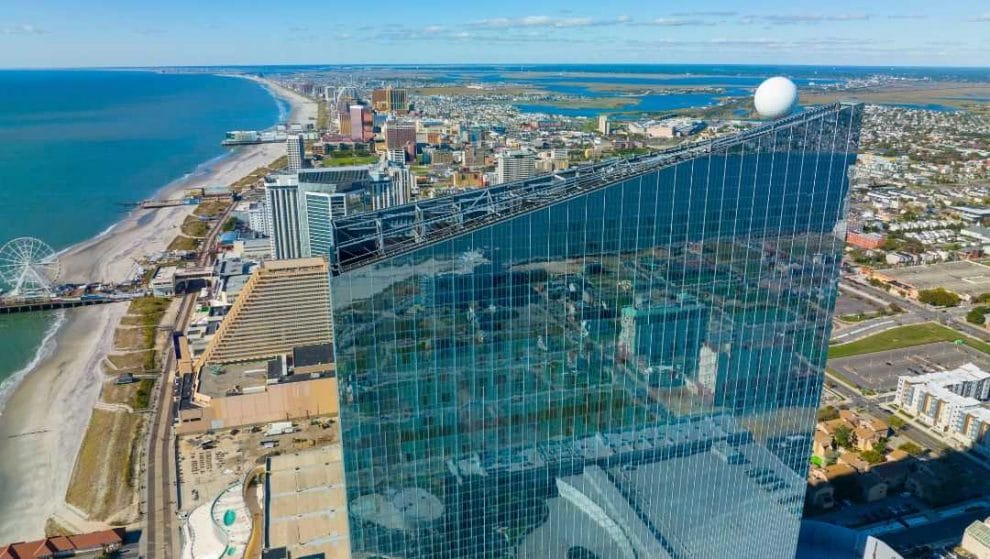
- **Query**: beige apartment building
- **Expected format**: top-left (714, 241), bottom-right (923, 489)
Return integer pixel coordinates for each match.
top-left (194, 258), bottom-right (332, 370)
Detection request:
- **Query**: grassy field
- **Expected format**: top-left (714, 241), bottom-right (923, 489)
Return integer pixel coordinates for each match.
top-left (131, 379), bottom-right (154, 410)
top-left (193, 199), bottom-right (230, 218)
top-left (231, 156), bottom-right (287, 192)
top-left (112, 327), bottom-right (145, 352)
top-left (106, 350), bottom-right (154, 373)
top-left (180, 215), bottom-right (209, 238)
top-left (100, 381), bottom-right (139, 407)
top-left (828, 322), bottom-right (990, 359)
top-left (105, 297), bottom-right (169, 373)
top-left (322, 154), bottom-right (379, 167)
top-left (65, 409), bottom-right (144, 523)
top-left (166, 235), bottom-right (200, 252)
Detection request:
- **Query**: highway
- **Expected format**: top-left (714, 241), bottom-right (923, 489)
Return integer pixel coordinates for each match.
top-left (141, 200), bottom-right (237, 559)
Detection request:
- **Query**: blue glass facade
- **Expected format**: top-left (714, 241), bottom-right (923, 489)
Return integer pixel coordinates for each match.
top-left (329, 104), bottom-right (863, 558)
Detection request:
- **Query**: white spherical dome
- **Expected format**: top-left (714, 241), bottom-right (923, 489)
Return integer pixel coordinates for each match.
top-left (754, 77), bottom-right (798, 119)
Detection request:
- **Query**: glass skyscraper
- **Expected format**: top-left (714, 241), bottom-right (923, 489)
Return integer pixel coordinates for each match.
top-left (326, 104), bottom-right (863, 559)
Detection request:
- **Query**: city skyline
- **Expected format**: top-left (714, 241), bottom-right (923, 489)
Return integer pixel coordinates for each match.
top-left (0, 0), bottom-right (988, 68)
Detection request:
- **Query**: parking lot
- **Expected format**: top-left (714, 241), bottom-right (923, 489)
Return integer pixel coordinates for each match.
top-left (830, 342), bottom-right (990, 393)
top-left (880, 260), bottom-right (990, 299)
top-left (835, 291), bottom-right (888, 319)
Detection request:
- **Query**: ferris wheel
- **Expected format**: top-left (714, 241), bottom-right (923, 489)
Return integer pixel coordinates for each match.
top-left (0, 237), bottom-right (61, 297)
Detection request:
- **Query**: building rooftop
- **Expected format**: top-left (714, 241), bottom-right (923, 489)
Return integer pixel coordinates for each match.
top-left (259, 257), bottom-right (327, 271)
top-left (266, 445), bottom-right (350, 559)
top-left (900, 363), bottom-right (990, 386)
top-left (151, 265), bottom-right (177, 284)
top-left (328, 103), bottom-right (854, 274)
top-left (966, 518), bottom-right (990, 550)
top-left (293, 343), bottom-right (334, 368)
top-left (922, 382), bottom-right (982, 408)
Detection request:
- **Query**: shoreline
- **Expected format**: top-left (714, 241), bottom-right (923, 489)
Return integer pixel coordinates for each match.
top-left (0, 75), bottom-right (315, 542)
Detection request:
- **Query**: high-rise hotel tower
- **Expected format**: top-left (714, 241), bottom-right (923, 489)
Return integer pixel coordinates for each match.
top-left (325, 104), bottom-right (863, 558)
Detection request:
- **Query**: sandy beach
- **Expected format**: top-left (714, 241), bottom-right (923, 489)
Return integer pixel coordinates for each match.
top-left (0, 76), bottom-right (315, 541)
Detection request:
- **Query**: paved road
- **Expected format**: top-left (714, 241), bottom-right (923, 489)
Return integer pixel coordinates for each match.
top-left (841, 276), bottom-right (990, 342)
top-left (143, 202), bottom-right (235, 559)
top-left (143, 293), bottom-right (193, 559)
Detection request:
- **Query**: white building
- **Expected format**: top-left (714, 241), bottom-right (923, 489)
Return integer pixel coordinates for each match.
top-left (301, 191), bottom-right (347, 258)
top-left (386, 149), bottom-right (406, 165)
top-left (287, 134), bottom-right (305, 172)
top-left (264, 174), bottom-right (302, 260)
top-left (247, 201), bottom-right (269, 236)
top-left (597, 115), bottom-right (611, 135)
top-left (495, 150), bottom-right (536, 185)
top-left (895, 363), bottom-right (990, 449)
top-left (151, 266), bottom-right (177, 297)
top-left (386, 165), bottom-right (415, 204)
top-left (896, 363), bottom-right (990, 405)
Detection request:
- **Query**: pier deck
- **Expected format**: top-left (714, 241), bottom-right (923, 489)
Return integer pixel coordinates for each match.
top-left (0, 296), bottom-right (137, 314)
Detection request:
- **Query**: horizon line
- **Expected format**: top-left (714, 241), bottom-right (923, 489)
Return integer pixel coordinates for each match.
top-left (2, 61), bottom-right (990, 72)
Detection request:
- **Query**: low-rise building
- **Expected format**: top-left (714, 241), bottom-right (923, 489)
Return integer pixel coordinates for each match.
top-left (838, 451), bottom-right (871, 473)
top-left (856, 472), bottom-right (888, 502)
top-left (894, 363), bottom-right (990, 449)
top-left (1, 529), bottom-right (124, 559)
top-left (963, 516), bottom-right (990, 559)
top-left (150, 265), bottom-right (177, 297)
top-left (846, 231), bottom-right (886, 250)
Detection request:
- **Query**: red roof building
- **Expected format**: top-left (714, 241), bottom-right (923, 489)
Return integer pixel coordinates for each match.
top-left (0, 528), bottom-right (123, 558)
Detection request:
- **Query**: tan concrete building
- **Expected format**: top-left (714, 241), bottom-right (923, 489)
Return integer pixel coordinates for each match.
top-left (194, 258), bottom-right (332, 370)
top-left (964, 517), bottom-right (990, 559)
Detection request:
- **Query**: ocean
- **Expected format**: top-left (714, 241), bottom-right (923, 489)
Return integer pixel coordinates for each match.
top-left (0, 70), bottom-right (284, 410)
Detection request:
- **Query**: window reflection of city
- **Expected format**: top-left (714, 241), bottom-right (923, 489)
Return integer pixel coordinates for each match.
top-left (330, 107), bottom-right (861, 558)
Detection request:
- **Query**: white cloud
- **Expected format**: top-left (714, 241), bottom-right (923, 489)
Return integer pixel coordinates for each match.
top-left (0, 23), bottom-right (46, 35)
top-left (760, 13), bottom-right (870, 25)
top-left (671, 11), bottom-right (738, 17)
top-left (472, 15), bottom-right (624, 29)
top-left (641, 17), bottom-right (715, 27)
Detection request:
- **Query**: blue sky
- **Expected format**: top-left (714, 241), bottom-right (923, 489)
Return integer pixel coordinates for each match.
top-left (1, 0), bottom-right (988, 68)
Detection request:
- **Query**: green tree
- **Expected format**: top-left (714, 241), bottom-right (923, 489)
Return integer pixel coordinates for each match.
top-left (918, 288), bottom-right (961, 308)
top-left (834, 425), bottom-right (854, 449)
top-left (898, 441), bottom-right (924, 456)
top-left (861, 449), bottom-right (885, 464)
top-left (976, 293), bottom-right (990, 304)
top-left (967, 306), bottom-right (990, 325)
top-left (817, 406), bottom-right (840, 422)
top-left (888, 415), bottom-right (906, 431)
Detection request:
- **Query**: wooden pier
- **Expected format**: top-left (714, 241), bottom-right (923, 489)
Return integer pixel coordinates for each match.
top-left (0, 296), bottom-right (133, 315)
top-left (141, 199), bottom-right (196, 209)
